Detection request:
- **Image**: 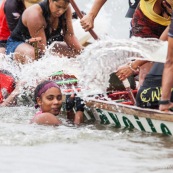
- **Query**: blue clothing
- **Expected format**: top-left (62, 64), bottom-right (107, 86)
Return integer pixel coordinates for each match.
top-left (6, 37), bottom-right (24, 55)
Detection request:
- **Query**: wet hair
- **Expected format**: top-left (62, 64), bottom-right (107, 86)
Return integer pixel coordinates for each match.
top-left (34, 80), bottom-right (60, 104)
top-left (45, 0), bottom-right (68, 34)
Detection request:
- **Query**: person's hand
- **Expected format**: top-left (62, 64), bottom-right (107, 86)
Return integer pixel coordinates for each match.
top-left (80, 14), bottom-right (94, 31)
top-left (162, 0), bottom-right (172, 17)
top-left (159, 102), bottom-right (173, 112)
top-left (116, 64), bottom-right (134, 81)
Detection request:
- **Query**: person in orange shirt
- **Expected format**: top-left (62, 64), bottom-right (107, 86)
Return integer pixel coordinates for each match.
top-left (0, 0), bottom-right (10, 54)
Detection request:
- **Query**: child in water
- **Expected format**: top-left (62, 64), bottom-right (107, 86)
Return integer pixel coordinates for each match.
top-left (31, 80), bottom-right (62, 125)
top-left (31, 80), bottom-right (84, 126)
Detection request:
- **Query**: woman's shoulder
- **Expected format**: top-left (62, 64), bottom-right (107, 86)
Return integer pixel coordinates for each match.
top-left (23, 4), bottom-right (44, 21)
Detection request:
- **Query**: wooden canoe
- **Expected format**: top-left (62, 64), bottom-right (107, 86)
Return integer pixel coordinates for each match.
top-left (49, 71), bottom-right (173, 136)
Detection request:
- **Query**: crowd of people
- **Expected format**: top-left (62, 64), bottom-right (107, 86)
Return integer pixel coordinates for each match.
top-left (1, 0), bottom-right (173, 126)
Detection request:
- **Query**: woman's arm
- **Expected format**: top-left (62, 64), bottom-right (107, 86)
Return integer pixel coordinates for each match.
top-left (63, 6), bottom-right (83, 54)
top-left (116, 60), bottom-right (148, 81)
top-left (80, 0), bottom-right (107, 31)
top-left (159, 37), bottom-right (173, 111)
top-left (22, 5), bottom-right (47, 53)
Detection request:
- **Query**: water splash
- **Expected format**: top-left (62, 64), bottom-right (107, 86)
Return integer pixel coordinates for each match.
top-left (0, 37), bottom-right (167, 98)
top-left (75, 37), bottom-right (167, 97)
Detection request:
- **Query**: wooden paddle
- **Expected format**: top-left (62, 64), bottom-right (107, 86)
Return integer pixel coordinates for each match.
top-left (28, 37), bottom-right (42, 60)
top-left (69, 0), bottom-right (99, 40)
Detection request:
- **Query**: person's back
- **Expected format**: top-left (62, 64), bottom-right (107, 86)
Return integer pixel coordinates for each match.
top-left (4, 0), bottom-right (25, 32)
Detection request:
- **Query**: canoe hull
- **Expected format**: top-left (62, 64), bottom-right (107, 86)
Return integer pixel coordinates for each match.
top-left (85, 99), bottom-right (173, 135)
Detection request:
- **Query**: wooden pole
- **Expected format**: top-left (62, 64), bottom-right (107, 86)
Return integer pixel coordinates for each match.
top-left (69, 0), bottom-right (99, 40)
top-left (28, 37), bottom-right (42, 60)
top-left (122, 79), bottom-right (136, 105)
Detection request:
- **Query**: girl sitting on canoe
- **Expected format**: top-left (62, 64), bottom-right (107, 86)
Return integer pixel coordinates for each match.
top-left (6, 0), bottom-right (83, 64)
top-left (31, 80), bottom-right (84, 125)
top-left (0, 0), bottom-right (42, 54)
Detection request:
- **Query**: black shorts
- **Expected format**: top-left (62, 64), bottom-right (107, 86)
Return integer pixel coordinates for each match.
top-left (0, 40), bottom-right (7, 48)
top-left (136, 78), bottom-right (173, 108)
top-left (136, 86), bottom-right (161, 108)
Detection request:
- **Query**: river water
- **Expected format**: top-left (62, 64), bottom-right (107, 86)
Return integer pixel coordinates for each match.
top-left (0, 0), bottom-right (173, 173)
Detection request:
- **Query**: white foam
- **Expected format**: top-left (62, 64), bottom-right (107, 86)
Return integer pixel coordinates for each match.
top-left (0, 37), bottom-right (167, 98)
